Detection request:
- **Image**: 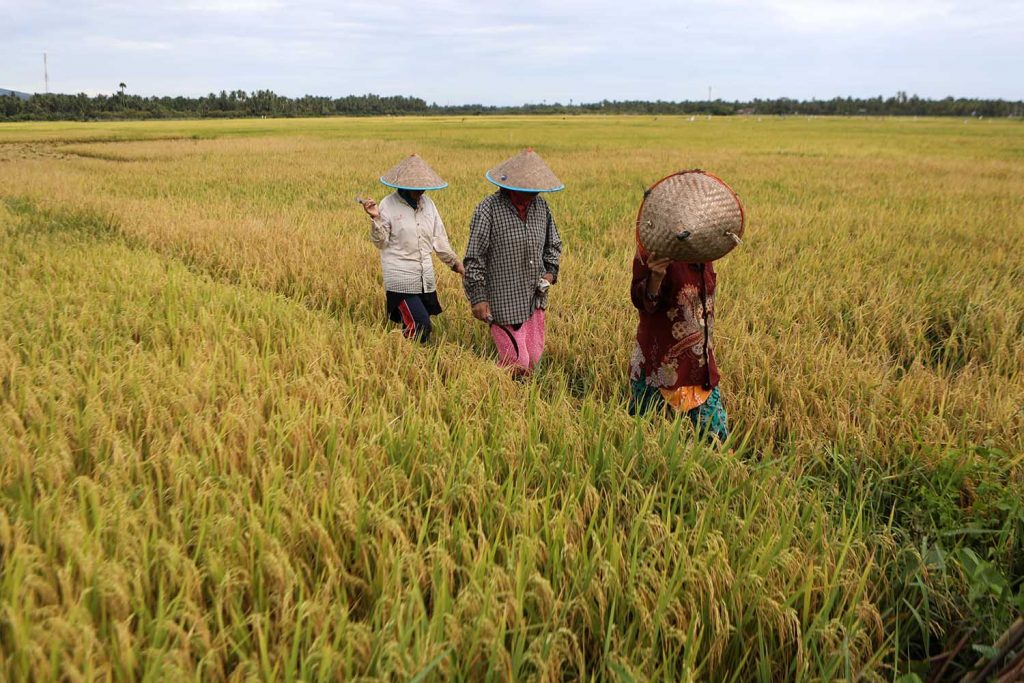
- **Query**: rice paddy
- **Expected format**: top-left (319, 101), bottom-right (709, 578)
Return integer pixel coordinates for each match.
top-left (1, 115), bottom-right (1022, 680)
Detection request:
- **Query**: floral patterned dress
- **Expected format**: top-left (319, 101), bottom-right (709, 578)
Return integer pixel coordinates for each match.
top-left (628, 255), bottom-right (729, 442)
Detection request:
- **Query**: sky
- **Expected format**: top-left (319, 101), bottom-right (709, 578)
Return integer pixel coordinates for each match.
top-left (2, 0), bottom-right (1022, 104)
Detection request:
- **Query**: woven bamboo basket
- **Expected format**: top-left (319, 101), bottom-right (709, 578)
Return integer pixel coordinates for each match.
top-left (636, 170), bottom-right (745, 262)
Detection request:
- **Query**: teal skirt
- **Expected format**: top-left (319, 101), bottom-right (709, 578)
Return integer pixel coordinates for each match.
top-left (629, 380), bottom-right (729, 444)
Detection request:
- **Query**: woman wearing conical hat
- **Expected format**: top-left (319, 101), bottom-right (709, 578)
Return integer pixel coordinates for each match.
top-left (463, 148), bottom-right (563, 375)
top-left (359, 154), bottom-right (464, 344)
top-left (628, 170), bottom-right (745, 445)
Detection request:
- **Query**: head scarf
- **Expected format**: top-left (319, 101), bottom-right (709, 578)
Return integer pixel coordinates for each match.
top-left (503, 188), bottom-right (537, 220)
top-left (397, 188), bottom-right (421, 209)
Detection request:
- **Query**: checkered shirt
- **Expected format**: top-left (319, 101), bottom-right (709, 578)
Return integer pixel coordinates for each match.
top-left (463, 191), bottom-right (562, 326)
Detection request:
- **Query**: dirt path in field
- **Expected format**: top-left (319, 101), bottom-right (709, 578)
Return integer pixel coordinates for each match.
top-left (0, 136), bottom-right (195, 162)
top-left (0, 142), bottom-right (75, 162)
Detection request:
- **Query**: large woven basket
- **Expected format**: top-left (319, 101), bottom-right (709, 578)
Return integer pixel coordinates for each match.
top-left (636, 170), bottom-right (744, 263)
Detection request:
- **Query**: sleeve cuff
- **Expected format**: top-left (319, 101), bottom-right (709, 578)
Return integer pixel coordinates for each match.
top-left (465, 284), bottom-right (488, 305)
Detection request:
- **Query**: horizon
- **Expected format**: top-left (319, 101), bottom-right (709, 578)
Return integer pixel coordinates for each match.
top-left (3, 87), bottom-right (1022, 107)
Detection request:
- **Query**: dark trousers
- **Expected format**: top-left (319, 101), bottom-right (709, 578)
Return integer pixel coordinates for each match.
top-left (387, 292), bottom-right (442, 344)
top-left (396, 296), bottom-right (431, 343)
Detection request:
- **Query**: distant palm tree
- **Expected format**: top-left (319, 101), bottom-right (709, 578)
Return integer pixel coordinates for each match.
top-left (118, 82), bottom-right (126, 95)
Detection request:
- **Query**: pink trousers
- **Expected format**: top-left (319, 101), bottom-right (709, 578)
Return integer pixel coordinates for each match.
top-left (490, 309), bottom-right (546, 374)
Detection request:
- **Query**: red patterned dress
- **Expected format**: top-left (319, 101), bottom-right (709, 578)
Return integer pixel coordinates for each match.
top-left (629, 254), bottom-right (729, 442)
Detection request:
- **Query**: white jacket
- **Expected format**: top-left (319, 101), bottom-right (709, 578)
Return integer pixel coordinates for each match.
top-left (370, 192), bottom-right (458, 294)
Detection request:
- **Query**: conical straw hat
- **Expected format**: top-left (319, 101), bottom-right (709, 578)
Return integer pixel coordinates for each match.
top-left (636, 170), bottom-right (745, 263)
top-left (379, 154), bottom-right (448, 190)
top-left (486, 148), bottom-right (564, 192)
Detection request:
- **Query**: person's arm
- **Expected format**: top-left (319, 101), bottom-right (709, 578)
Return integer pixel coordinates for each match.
top-left (463, 203), bottom-right (492, 320)
top-left (430, 207), bottom-right (464, 275)
top-left (630, 251), bottom-right (671, 312)
top-left (541, 204), bottom-right (562, 284)
top-left (362, 198), bottom-right (391, 249)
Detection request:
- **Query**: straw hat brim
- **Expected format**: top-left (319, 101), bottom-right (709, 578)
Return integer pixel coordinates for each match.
top-left (379, 177), bottom-right (449, 191)
top-left (485, 170), bottom-right (564, 193)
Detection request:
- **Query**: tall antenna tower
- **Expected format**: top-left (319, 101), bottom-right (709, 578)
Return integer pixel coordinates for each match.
top-left (44, 52), bottom-right (49, 93)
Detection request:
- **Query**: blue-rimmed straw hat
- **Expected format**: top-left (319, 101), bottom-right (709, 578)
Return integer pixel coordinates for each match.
top-left (486, 148), bottom-right (564, 192)
top-left (379, 154), bottom-right (448, 190)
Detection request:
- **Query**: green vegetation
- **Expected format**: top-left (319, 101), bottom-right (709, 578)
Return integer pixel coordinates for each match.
top-left (3, 89), bottom-right (1022, 121)
top-left (1, 116), bottom-right (1021, 680)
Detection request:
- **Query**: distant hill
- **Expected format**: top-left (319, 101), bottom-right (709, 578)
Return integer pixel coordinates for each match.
top-left (1, 88), bottom-right (32, 100)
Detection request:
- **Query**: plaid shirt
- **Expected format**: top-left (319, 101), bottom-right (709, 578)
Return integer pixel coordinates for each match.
top-left (463, 191), bottom-right (562, 326)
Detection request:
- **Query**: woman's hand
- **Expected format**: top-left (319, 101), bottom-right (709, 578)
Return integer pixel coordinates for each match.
top-left (452, 260), bottom-right (466, 276)
top-left (646, 254), bottom-right (671, 276)
top-left (360, 198), bottom-right (380, 219)
top-left (644, 253), bottom-right (671, 306)
top-left (472, 301), bottom-right (492, 322)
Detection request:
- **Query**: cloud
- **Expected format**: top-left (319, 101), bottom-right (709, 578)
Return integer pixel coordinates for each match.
top-left (749, 0), bottom-right (954, 30)
top-left (96, 38), bottom-right (173, 51)
top-left (1, 0), bottom-right (1021, 101)
top-left (173, 0), bottom-right (284, 12)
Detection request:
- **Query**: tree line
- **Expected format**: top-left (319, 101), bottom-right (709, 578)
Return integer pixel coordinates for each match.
top-left (2, 89), bottom-right (1022, 121)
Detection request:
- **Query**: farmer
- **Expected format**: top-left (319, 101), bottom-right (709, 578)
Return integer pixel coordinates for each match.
top-left (463, 148), bottom-right (563, 375)
top-left (628, 171), bottom-right (745, 444)
top-left (360, 154), bottom-right (464, 343)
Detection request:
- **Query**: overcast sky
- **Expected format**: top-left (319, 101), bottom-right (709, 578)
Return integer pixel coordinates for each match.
top-left (3, 0), bottom-right (1022, 104)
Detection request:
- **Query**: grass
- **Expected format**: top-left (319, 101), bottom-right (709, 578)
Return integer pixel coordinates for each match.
top-left (1, 115), bottom-right (1022, 680)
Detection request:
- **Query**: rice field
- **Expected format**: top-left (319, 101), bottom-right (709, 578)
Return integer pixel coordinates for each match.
top-left (1, 115), bottom-right (1022, 681)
